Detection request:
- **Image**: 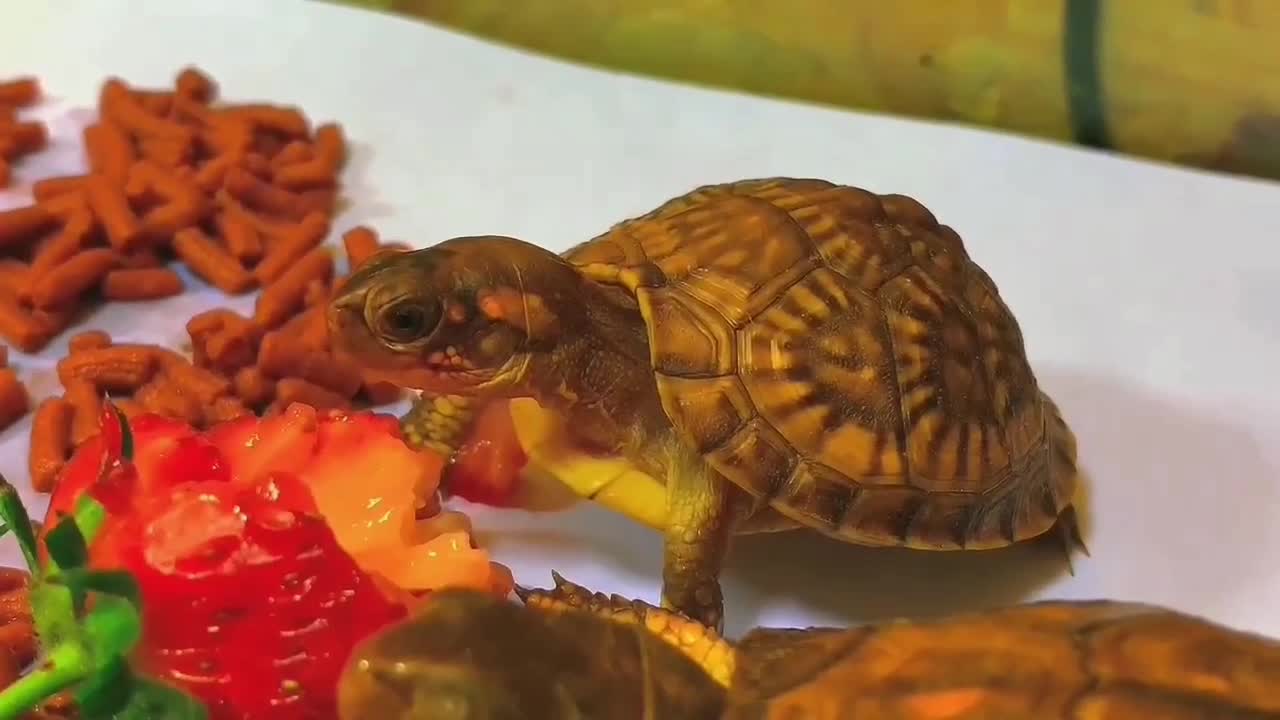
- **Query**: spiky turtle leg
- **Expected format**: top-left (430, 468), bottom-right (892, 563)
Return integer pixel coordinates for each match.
top-left (399, 392), bottom-right (475, 497)
top-left (516, 572), bottom-right (736, 688)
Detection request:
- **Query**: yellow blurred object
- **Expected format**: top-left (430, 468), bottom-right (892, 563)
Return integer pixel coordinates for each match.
top-left (340, 0), bottom-right (1280, 182)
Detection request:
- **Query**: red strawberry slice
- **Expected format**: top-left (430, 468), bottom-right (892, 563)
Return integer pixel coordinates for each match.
top-left (205, 404), bottom-right (320, 487)
top-left (125, 473), bottom-right (406, 719)
top-left (45, 413), bottom-right (199, 522)
top-left (447, 400), bottom-right (528, 507)
top-left (39, 401), bottom-right (511, 719)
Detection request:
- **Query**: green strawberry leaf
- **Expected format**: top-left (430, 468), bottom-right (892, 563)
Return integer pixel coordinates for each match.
top-left (115, 678), bottom-right (210, 720)
top-left (81, 593), bottom-right (142, 660)
top-left (79, 569), bottom-right (141, 608)
top-left (73, 494), bottom-right (108, 545)
top-left (115, 403), bottom-right (134, 462)
top-left (73, 654), bottom-right (134, 718)
top-left (45, 515), bottom-right (89, 573)
top-left (0, 474), bottom-right (39, 574)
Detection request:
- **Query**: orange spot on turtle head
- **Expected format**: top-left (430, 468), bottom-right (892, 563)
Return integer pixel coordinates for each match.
top-left (475, 287), bottom-right (559, 342)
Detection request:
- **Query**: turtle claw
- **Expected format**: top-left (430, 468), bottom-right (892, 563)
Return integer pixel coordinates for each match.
top-left (517, 570), bottom-right (606, 613)
top-left (519, 570), bottom-right (672, 620)
top-left (517, 570), bottom-right (736, 687)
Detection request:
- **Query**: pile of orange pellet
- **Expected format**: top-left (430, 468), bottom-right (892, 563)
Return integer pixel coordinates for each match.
top-left (0, 68), bottom-right (409, 494)
top-left (0, 78), bottom-right (47, 189)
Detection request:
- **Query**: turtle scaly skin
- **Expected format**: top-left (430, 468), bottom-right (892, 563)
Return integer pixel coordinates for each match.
top-left (336, 585), bottom-right (724, 720)
top-left (339, 577), bottom-right (1280, 720)
top-left (328, 177), bottom-right (1085, 630)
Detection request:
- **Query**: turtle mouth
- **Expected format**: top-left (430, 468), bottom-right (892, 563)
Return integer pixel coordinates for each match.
top-left (362, 365), bottom-right (496, 394)
top-left (356, 355), bottom-right (526, 397)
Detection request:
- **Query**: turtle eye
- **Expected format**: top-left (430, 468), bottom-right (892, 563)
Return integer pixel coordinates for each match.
top-left (374, 298), bottom-right (440, 344)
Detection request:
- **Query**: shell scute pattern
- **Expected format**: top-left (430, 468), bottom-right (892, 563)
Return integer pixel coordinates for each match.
top-left (566, 178), bottom-right (1072, 549)
top-left (723, 602), bottom-right (1280, 719)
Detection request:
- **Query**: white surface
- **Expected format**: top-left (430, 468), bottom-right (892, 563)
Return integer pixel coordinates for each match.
top-left (2, 0), bottom-right (1279, 640)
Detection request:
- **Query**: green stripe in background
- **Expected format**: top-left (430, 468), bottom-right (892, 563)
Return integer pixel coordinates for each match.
top-left (1063, 0), bottom-right (1111, 149)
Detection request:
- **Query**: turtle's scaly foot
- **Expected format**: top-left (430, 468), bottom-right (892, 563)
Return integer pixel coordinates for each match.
top-left (517, 571), bottom-right (735, 687)
top-left (661, 449), bottom-right (733, 634)
top-left (661, 578), bottom-right (724, 636)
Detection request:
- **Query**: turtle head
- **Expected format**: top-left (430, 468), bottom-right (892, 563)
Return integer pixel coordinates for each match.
top-left (338, 587), bottom-right (728, 720)
top-left (329, 235), bottom-right (586, 397)
top-left (337, 590), bottom-right (534, 720)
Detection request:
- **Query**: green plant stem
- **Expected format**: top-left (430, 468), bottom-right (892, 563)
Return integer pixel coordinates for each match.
top-left (0, 643), bottom-right (90, 720)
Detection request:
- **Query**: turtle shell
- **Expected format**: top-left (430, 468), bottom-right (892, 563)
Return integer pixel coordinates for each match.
top-left (724, 601), bottom-right (1280, 719)
top-left (565, 178), bottom-right (1077, 550)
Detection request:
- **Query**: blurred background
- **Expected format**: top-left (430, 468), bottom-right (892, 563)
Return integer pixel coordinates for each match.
top-left (330, 0), bottom-right (1280, 183)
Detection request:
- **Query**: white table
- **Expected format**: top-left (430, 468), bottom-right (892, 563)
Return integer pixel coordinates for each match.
top-left (2, 0), bottom-right (1279, 639)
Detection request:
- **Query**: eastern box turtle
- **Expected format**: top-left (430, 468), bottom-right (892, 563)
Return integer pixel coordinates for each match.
top-left (328, 178), bottom-right (1084, 629)
top-left (339, 577), bottom-right (1280, 719)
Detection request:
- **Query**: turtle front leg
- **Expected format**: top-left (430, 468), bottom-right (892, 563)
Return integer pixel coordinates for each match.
top-left (399, 392), bottom-right (475, 497)
top-left (661, 447), bottom-right (741, 633)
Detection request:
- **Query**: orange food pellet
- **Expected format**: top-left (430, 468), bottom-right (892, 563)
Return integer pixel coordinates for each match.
top-left (28, 212), bottom-right (95, 284)
top-left (57, 345), bottom-right (157, 393)
top-left (0, 205), bottom-right (55, 250)
top-left (28, 248), bottom-right (121, 311)
top-left (63, 380), bottom-right (103, 449)
top-left (0, 78), bottom-right (40, 106)
top-left (233, 366), bottom-right (274, 408)
top-left (254, 247), bottom-right (333, 329)
top-left (0, 296), bottom-right (60, 353)
top-left (206, 396), bottom-right (250, 425)
top-left (156, 350), bottom-right (232, 405)
top-left (101, 267), bottom-right (184, 301)
top-left (253, 212), bottom-right (330, 284)
top-left (82, 122), bottom-right (134, 184)
top-left (0, 369), bottom-right (30, 433)
top-left (257, 331), bottom-right (361, 398)
top-left (342, 226), bottom-right (379, 270)
top-left (31, 175), bottom-right (88, 202)
top-left (173, 227), bottom-right (254, 294)
top-left (28, 397), bottom-right (71, 493)
top-left (68, 330), bottom-right (112, 354)
top-left (134, 376), bottom-right (201, 425)
top-left (84, 174), bottom-right (142, 251)
top-left (214, 208), bottom-right (262, 263)
top-left (175, 67), bottom-right (216, 103)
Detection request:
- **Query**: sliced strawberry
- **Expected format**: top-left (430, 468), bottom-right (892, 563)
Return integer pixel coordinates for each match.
top-left (206, 403), bottom-right (320, 486)
top-left (38, 401), bottom-right (512, 718)
top-left (354, 530), bottom-right (494, 593)
top-left (45, 413), bottom-right (196, 523)
top-left (300, 414), bottom-right (439, 557)
top-left (129, 474), bottom-right (406, 720)
top-left (447, 400), bottom-right (527, 506)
